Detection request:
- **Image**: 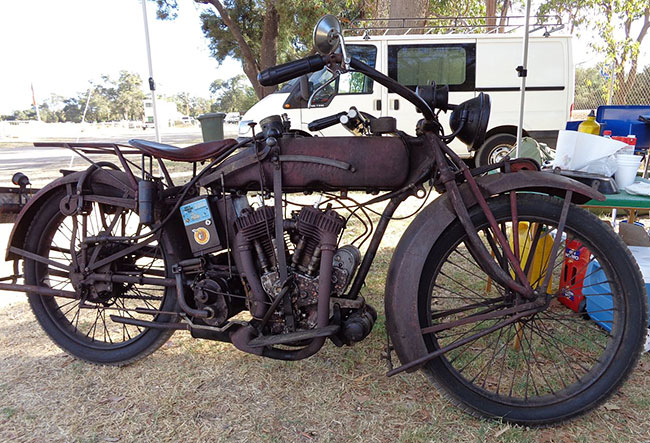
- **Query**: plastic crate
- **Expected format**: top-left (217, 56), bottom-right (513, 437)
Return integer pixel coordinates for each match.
top-left (584, 246), bottom-right (650, 332)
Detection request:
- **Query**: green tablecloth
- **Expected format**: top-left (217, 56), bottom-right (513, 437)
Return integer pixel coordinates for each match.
top-left (583, 190), bottom-right (650, 209)
top-left (583, 179), bottom-right (650, 209)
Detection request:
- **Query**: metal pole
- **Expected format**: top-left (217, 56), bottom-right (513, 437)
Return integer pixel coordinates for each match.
top-left (71, 87), bottom-right (94, 167)
top-left (31, 83), bottom-right (41, 121)
top-left (515, 0), bottom-right (532, 157)
top-left (141, 0), bottom-right (161, 143)
top-left (607, 65), bottom-right (616, 105)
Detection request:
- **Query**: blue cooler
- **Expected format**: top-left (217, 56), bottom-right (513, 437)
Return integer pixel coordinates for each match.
top-left (584, 246), bottom-right (650, 332)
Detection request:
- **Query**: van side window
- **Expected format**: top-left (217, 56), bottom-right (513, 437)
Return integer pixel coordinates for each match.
top-left (388, 44), bottom-right (476, 91)
top-left (337, 45), bottom-right (377, 94)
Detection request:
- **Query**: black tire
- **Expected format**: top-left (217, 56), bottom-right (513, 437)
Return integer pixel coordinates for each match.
top-left (418, 194), bottom-right (646, 425)
top-left (475, 133), bottom-right (516, 166)
top-left (23, 188), bottom-right (178, 366)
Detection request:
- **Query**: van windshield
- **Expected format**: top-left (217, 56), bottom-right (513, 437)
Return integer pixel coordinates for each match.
top-left (275, 45), bottom-right (377, 100)
top-left (279, 78), bottom-right (299, 93)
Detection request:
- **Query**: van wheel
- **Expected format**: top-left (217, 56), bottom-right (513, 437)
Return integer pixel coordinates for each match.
top-left (475, 133), bottom-right (516, 166)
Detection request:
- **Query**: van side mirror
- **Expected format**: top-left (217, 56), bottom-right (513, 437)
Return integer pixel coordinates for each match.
top-left (300, 75), bottom-right (310, 101)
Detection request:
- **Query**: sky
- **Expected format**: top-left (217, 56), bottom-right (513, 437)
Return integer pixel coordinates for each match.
top-left (0, 0), bottom-right (648, 115)
top-left (0, 0), bottom-right (242, 114)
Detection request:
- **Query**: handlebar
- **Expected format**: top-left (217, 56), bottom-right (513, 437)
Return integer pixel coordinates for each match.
top-left (258, 55), bottom-right (327, 87)
top-left (307, 111), bottom-right (347, 132)
top-left (259, 53), bottom-right (435, 121)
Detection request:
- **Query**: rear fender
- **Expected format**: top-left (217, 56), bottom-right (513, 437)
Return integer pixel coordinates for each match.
top-left (384, 170), bottom-right (603, 369)
top-left (6, 169), bottom-right (135, 261)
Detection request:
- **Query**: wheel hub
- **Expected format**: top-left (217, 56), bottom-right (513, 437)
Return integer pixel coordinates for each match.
top-left (489, 144), bottom-right (514, 164)
top-left (71, 242), bottom-right (135, 304)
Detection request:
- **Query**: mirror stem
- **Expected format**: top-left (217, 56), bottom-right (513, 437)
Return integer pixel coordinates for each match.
top-left (336, 32), bottom-right (351, 68)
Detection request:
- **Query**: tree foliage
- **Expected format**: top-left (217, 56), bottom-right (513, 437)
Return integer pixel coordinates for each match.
top-left (209, 74), bottom-right (257, 112)
top-left (2, 71), bottom-right (147, 123)
top-left (574, 66), bottom-right (608, 109)
top-left (539, 0), bottom-right (650, 104)
top-left (169, 92), bottom-right (212, 117)
top-left (151, 0), bottom-right (368, 99)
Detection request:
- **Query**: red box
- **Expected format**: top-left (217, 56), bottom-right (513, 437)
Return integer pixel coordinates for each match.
top-left (558, 240), bottom-right (591, 312)
top-left (612, 135), bottom-right (637, 146)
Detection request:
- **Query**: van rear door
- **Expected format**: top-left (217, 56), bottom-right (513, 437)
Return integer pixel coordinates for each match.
top-left (475, 36), bottom-right (571, 146)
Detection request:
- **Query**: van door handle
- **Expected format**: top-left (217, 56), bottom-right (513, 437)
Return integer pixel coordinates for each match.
top-left (375, 99), bottom-right (382, 111)
top-left (393, 99), bottom-right (400, 110)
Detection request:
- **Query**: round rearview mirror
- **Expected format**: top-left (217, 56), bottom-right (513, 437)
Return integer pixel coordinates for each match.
top-left (313, 15), bottom-right (342, 55)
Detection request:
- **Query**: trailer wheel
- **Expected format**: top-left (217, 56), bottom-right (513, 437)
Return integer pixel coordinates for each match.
top-left (475, 133), bottom-right (516, 166)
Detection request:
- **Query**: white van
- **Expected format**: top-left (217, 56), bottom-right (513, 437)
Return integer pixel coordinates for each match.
top-left (239, 23), bottom-right (573, 165)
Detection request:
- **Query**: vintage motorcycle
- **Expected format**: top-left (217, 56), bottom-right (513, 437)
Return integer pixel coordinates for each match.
top-left (2, 15), bottom-right (647, 425)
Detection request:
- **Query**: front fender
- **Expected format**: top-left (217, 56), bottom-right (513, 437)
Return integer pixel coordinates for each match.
top-left (6, 169), bottom-right (135, 261)
top-left (384, 170), bottom-right (603, 369)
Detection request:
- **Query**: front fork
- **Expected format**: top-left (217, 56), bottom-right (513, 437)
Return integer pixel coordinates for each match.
top-left (384, 134), bottom-right (574, 376)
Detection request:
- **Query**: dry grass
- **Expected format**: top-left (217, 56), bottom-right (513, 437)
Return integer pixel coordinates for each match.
top-left (2, 193), bottom-right (650, 442)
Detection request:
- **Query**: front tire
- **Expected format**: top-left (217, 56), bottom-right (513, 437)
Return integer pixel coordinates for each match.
top-left (418, 194), bottom-right (646, 424)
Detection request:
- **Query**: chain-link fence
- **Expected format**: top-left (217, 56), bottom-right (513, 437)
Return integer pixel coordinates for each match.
top-left (574, 64), bottom-right (650, 112)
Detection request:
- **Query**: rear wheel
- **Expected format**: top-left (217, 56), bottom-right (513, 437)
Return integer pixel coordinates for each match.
top-left (23, 187), bottom-right (178, 365)
top-left (418, 194), bottom-right (646, 424)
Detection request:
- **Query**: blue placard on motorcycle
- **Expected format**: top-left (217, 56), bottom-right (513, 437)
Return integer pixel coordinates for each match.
top-left (180, 197), bottom-right (222, 255)
top-left (180, 198), bottom-right (212, 226)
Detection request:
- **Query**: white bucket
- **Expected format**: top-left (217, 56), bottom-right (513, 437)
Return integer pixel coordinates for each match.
top-left (615, 155), bottom-right (642, 189)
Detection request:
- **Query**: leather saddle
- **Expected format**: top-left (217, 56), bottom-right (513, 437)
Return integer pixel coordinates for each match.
top-left (128, 138), bottom-right (237, 162)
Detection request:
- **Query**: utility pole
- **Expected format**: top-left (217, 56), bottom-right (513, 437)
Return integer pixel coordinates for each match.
top-left (141, 0), bottom-right (161, 143)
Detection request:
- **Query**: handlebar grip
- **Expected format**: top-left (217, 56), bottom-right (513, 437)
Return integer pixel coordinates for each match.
top-left (307, 111), bottom-right (347, 132)
top-left (258, 55), bottom-right (327, 87)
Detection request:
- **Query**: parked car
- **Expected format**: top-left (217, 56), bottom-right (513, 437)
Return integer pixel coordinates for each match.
top-left (225, 112), bottom-right (241, 124)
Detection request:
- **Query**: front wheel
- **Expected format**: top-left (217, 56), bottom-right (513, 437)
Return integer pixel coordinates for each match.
top-left (418, 194), bottom-right (647, 424)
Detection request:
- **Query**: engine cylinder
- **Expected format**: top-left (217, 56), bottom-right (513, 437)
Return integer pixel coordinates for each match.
top-left (234, 206), bottom-right (276, 268)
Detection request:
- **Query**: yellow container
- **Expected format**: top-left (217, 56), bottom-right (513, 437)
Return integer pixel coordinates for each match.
top-left (578, 110), bottom-right (601, 135)
top-left (509, 222), bottom-right (554, 291)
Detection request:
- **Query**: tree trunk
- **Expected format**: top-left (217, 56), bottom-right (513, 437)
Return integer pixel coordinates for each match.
top-left (259, 0), bottom-right (279, 97)
top-left (389, 0), bottom-right (429, 31)
top-left (486, 0), bottom-right (497, 31)
top-left (612, 10), bottom-right (649, 104)
top-left (498, 0), bottom-right (510, 33)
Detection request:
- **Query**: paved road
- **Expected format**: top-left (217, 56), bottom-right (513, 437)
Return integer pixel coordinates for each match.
top-left (0, 127), bottom-right (238, 187)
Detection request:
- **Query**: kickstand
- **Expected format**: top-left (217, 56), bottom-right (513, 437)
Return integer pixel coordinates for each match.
top-left (382, 328), bottom-right (394, 372)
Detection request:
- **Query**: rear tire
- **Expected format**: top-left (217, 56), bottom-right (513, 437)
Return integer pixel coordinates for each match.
top-left (418, 194), bottom-right (646, 424)
top-left (23, 188), bottom-right (178, 366)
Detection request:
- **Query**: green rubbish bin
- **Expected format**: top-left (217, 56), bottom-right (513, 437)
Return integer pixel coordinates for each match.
top-left (197, 112), bottom-right (226, 142)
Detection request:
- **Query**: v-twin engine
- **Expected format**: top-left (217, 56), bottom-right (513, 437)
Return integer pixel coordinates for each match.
top-left (234, 204), bottom-right (375, 342)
